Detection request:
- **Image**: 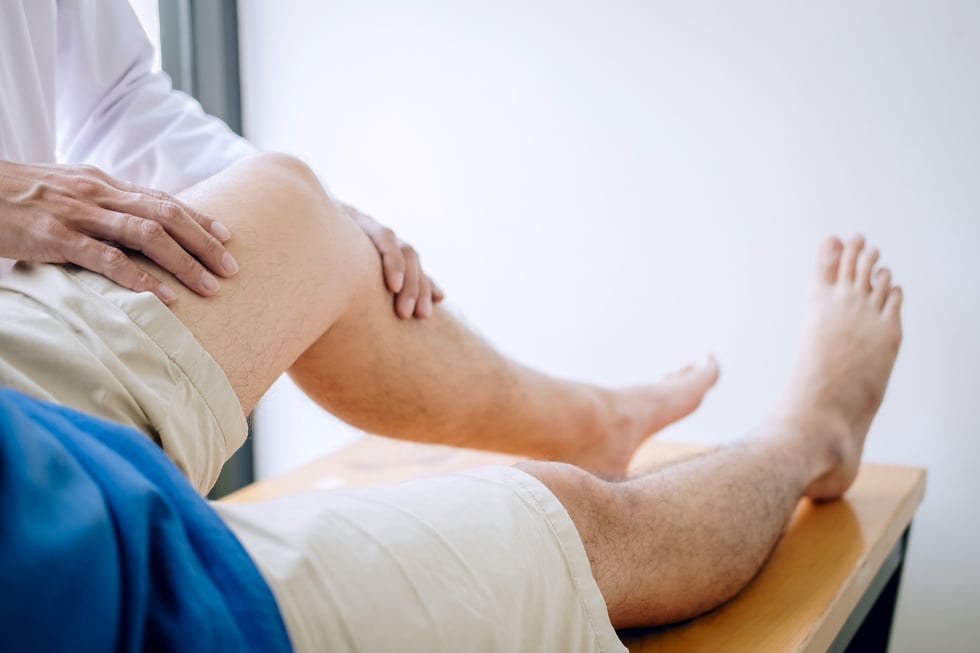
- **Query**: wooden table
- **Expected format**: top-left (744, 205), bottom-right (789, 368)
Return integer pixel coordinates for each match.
top-left (224, 436), bottom-right (926, 652)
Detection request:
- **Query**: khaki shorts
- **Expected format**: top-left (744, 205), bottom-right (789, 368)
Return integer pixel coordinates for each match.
top-left (0, 263), bottom-right (625, 653)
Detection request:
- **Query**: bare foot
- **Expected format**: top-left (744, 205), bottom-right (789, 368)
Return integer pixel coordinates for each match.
top-left (572, 357), bottom-right (720, 476)
top-left (773, 235), bottom-right (903, 500)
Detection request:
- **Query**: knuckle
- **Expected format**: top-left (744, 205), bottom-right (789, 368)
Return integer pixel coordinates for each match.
top-left (72, 164), bottom-right (103, 178)
top-left (70, 237), bottom-right (96, 259)
top-left (175, 251), bottom-right (198, 275)
top-left (26, 182), bottom-right (52, 201)
top-left (199, 234), bottom-right (222, 257)
top-left (138, 219), bottom-right (165, 240)
top-left (71, 176), bottom-right (103, 197)
top-left (384, 251), bottom-right (403, 269)
top-left (158, 201), bottom-right (182, 224)
top-left (101, 246), bottom-right (128, 270)
top-left (381, 254), bottom-right (405, 276)
top-left (114, 212), bottom-right (137, 238)
top-left (37, 214), bottom-right (66, 237)
top-left (138, 186), bottom-right (164, 201)
top-left (47, 193), bottom-right (77, 215)
top-left (134, 270), bottom-right (155, 290)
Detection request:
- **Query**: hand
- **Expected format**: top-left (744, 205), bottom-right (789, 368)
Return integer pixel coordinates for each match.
top-left (0, 160), bottom-right (239, 304)
top-left (343, 203), bottom-right (445, 319)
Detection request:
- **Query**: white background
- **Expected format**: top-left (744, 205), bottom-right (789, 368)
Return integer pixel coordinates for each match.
top-left (235, 1), bottom-right (978, 649)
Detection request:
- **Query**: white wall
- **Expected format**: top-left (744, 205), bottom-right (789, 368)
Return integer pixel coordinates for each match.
top-left (239, 1), bottom-right (980, 649)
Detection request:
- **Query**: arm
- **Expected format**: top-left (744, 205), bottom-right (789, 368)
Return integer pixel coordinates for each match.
top-left (54, 0), bottom-right (443, 315)
top-left (0, 159), bottom-right (238, 302)
top-left (0, 0), bottom-right (240, 287)
top-left (55, 0), bottom-right (253, 194)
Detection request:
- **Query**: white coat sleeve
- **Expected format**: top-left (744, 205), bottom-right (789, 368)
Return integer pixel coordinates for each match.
top-left (55, 0), bottom-right (256, 194)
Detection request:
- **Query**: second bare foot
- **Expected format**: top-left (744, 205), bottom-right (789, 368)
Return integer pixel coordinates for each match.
top-left (571, 357), bottom-right (720, 476)
top-left (772, 235), bottom-right (903, 500)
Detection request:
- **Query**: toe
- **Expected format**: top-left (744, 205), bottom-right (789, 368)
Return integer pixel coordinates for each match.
top-left (696, 355), bottom-right (721, 388)
top-left (815, 236), bottom-right (843, 284)
top-left (667, 356), bottom-right (720, 390)
top-left (883, 285), bottom-right (903, 317)
top-left (839, 235), bottom-right (865, 283)
top-left (653, 356), bottom-right (720, 421)
top-left (872, 267), bottom-right (892, 309)
top-left (855, 247), bottom-right (879, 292)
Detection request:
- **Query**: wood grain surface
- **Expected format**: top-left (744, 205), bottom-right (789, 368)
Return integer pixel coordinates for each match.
top-left (223, 435), bottom-right (925, 652)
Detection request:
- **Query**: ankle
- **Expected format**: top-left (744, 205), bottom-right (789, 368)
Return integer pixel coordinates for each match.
top-left (754, 413), bottom-right (845, 487)
top-left (553, 386), bottom-right (626, 469)
top-left (576, 386), bottom-right (616, 447)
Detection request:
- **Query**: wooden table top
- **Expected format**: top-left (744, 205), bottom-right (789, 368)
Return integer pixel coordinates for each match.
top-left (224, 436), bottom-right (926, 652)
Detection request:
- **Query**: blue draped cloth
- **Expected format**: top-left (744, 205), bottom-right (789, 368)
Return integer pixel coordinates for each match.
top-left (0, 387), bottom-right (291, 652)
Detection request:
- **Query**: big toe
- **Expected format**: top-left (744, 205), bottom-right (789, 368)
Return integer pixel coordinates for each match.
top-left (662, 356), bottom-right (720, 408)
top-left (815, 236), bottom-right (844, 284)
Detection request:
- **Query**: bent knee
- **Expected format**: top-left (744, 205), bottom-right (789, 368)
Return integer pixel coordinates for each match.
top-left (245, 151), bottom-right (323, 193)
top-left (214, 151), bottom-right (381, 298)
top-left (233, 152), bottom-right (364, 247)
top-left (232, 152), bottom-right (336, 223)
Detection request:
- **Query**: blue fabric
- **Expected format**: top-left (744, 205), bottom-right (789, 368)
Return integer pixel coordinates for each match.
top-left (0, 387), bottom-right (292, 653)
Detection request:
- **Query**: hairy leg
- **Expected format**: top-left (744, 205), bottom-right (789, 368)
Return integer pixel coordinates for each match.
top-left (139, 153), bottom-right (716, 474)
top-left (521, 236), bottom-right (903, 627)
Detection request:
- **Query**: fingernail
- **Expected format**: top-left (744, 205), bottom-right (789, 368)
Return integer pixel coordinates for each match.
top-left (404, 298), bottom-right (416, 316)
top-left (222, 251), bottom-right (239, 275)
top-left (202, 271), bottom-right (220, 293)
top-left (211, 221), bottom-right (232, 241)
top-left (159, 285), bottom-right (178, 303)
top-left (392, 271), bottom-right (404, 292)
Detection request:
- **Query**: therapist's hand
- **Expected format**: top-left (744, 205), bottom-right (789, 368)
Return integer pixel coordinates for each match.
top-left (342, 202), bottom-right (444, 319)
top-left (0, 160), bottom-right (238, 304)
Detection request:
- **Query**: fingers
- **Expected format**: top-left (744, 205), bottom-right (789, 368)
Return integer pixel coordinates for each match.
top-left (140, 193), bottom-right (238, 276)
top-left (416, 275), bottom-right (434, 318)
top-left (393, 244), bottom-right (442, 319)
top-left (342, 203), bottom-right (445, 318)
top-left (1, 162), bottom-right (235, 301)
top-left (348, 206), bottom-right (407, 294)
top-left (396, 244), bottom-right (422, 319)
top-left (122, 182), bottom-right (233, 243)
top-left (65, 236), bottom-right (178, 304)
top-left (431, 279), bottom-right (445, 303)
top-left (373, 227), bottom-right (406, 293)
top-left (81, 211), bottom-right (223, 297)
top-left (101, 183), bottom-right (239, 287)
